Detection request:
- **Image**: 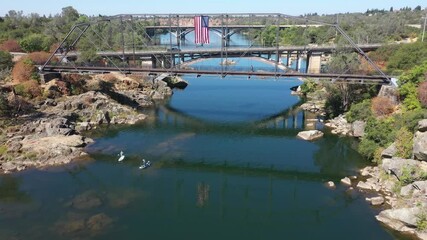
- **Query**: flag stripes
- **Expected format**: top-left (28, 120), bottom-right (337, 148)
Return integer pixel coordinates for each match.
top-left (194, 15), bottom-right (210, 44)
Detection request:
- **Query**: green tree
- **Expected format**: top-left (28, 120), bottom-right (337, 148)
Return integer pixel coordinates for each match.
top-left (0, 93), bottom-right (9, 116)
top-left (261, 26), bottom-right (278, 46)
top-left (395, 127), bottom-right (414, 158)
top-left (19, 33), bottom-right (52, 52)
top-left (398, 61), bottom-right (427, 110)
top-left (326, 52), bottom-right (360, 74)
top-left (0, 50), bottom-right (13, 70)
top-left (358, 117), bottom-right (396, 160)
top-left (387, 42), bottom-right (427, 73)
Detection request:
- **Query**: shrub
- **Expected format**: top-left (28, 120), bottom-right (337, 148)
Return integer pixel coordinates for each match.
top-left (19, 34), bottom-right (53, 53)
top-left (0, 145), bottom-right (7, 155)
top-left (371, 96), bottom-right (395, 117)
top-left (395, 127), bottom-right (413, 159)
top-left (300, 79), bottom-right (318, 95)
top-left (55, 81), bottom-right (70, 96)
top-left (399, 61), bottom-right (427, 110)
top-left (387, 42), bottom-right (427, 73)
top-left (394, 108), bottom-right (427, 132)
top-left (373, 147), bottom-right (385, 164)
top-left (417, 212), bottom-right (427, 231)
top-left (12, 58), bottom-right (36, 84)
top-left (358, 139), bottom-right (379, 160)
top-left (0, 93), bottom-right (10, 116)
top-left (27, 51), bottom-right (53, 65)
top-left (14, 80), bottom-right (41, 99)
top-left (7, 94), bottom-right (34, 113)
top-left (359, 117), bottom-right (396, 160)
top-left (102, 73), bottom-right (117, 82)
top-left (63, 74), bottom-right (88, 95)
top-left (0, 50), bottom-right (13, 71)
top-left (400, 166), bottom-right (427, 184)
top-left (0, 39), bottom-right (22, 52)
top-left (403, 91), bottom-right (422, 111)
top-left (418, 81), bottom-right (427, 107)
top-left (346, 99), bottom-right (372, 123)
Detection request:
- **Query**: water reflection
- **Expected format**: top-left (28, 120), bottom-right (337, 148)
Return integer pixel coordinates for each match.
top-left (197, 182), bottom-right (210, 207)
top-left (0, 175), bottom-right (31, 203)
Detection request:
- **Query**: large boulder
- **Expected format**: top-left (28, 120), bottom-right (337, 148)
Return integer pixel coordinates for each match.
top-left (376, 207), bottom-right (421, 228)
top-left (381, 157), bottom-right (420, 179)
top-left (351, 120), bottom-right (366, 137)
top-left (400, 180), bottom-right (427, 197)
top-left (325, 115), bottom-right (352, 135)
top-left (378, 85), bottom-right (399, 105)
top-left (418, 119), bottom-right (427, 132)
top-left (44, 117), bottom-right (75, 136)
top-left (297, 130), bottom-right (324, 141)
top-left (367, 196), bottom-right (385, 206)
top-left (413, 131), bottom-right (427, 161)
top-left (382, 143), bottom-right (397, 159)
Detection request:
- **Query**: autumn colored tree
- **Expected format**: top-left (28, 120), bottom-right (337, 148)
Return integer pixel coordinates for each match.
top-left (14, 80), bottom-right (41, 99)
top-left (371, 96), bottom-right (395, 117)
top-left (0, 39), bottom-right (22, 52)
top-left (12, 58), bottom-right (37, 83)
top-left (27, 51), bottom-right (54, 65)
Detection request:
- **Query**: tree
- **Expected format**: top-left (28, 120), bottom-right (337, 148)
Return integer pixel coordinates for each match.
top-left (371, 96), bottom-right (395, 117)
top-left (326, 52), bottom-right (361, 74)
top-left (387, 42), bottom-right (427, 73)
top-left (19, 34), bottom-right (53, 52)
top-left (261, 26), bottom-right (278, 46)
top-left (12, 58), bottom-right (37, 83)
top-left (0, 50), bottom-right (13, 70)
top-left (0, 39), bottom-right (22, 52)
top-left (0, 92), bottom-right (10, 116)
top-left (399, 61), bottom-right (427, 110)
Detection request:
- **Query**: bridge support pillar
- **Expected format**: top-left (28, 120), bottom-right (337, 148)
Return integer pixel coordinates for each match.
top-left (224, 28), bottom-right (231, 47)
top-left (286, 52), bottom-right (291, 67)
top-left (295, 52), bottom-right (301, 72)
top-left (151, 55), bottom-right (157, 68)
top-left (275, 52), bottom-right (281, 64)
top-left (293, 114), bottom-right (298, 129)
top-left (176, 29), bottom-right (181, 47)
top-left (307, 55), bottom-right (322, 74)
top-left (305, 52), bottom-right (311, 73)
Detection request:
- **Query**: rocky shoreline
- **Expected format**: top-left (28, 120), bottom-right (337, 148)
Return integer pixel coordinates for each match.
top-left (0, 72), bottom-right (174, 173)
top-left (296, 85), bottom-right (427, 239)
top-left (324, 110), bottom-right (427, 239)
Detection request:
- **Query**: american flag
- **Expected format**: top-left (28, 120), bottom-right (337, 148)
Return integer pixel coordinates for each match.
top-left (194, 15), bottom-right (210, 44)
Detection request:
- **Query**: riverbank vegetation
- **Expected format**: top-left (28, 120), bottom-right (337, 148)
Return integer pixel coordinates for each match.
top-left (247, 7), bottom-right (425, 47)
top-left (301, 43), bottom-right (427, 161)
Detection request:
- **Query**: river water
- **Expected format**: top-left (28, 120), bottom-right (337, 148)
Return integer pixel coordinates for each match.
top-left (0, 70), bottom-right (409, 239)
top-left (0, 32), bottom-right (408, 239)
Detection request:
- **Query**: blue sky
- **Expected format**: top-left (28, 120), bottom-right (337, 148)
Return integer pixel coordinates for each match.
top-left (1, 0), bottom-right (425, 16)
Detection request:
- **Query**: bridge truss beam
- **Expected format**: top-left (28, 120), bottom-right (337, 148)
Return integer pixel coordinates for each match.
top-left (41, 13), bottom-right (391, 85)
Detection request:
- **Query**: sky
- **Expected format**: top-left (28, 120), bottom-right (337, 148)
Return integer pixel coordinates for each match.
top-left (0, 0), bottom-right (426, 17)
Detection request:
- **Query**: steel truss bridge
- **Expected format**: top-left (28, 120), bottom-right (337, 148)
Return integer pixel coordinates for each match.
top-left (40, 13), bottom-right (393, 85)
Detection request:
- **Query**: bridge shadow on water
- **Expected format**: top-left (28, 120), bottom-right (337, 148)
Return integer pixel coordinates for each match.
top-left (86, 99), bottom-right (365, 181)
